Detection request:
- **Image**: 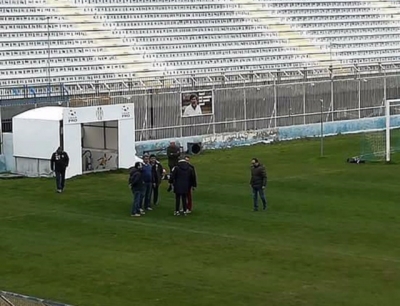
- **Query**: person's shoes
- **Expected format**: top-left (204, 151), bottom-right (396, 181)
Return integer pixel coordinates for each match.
top-left (263, 205), bottom-right (267, 211)
top-left (131, 214), bottom-right (141, 217)
top-left (185, 209), bottom-right (191, 214)
top-left (146, 207), bottom-right (153, 211)
top-left (174, 211), bottom-right (180, 216)
top-left (56, 189), bottom-right (62, 193)
top-left (253, 208), bottom-right (258, 212)
top-left (140, 209), bottom-right (146, 215)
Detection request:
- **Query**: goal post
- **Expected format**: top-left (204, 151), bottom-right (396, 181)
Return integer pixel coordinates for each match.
top-left (385, 98), bottom-right (400, 162)
top-left (360, 98), bottom-right (400, 163)
top-left (385, 97), bottom-right (391, 162)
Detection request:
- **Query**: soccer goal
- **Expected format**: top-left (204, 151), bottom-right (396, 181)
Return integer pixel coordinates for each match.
top-left (360, 98), bottom-right (400, 162)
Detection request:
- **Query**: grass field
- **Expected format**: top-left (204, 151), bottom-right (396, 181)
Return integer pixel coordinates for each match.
top-left (1, 134), bottom-right (400, 306)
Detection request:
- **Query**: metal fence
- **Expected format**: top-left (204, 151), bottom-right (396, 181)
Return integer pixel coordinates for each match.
top-left (1, 63), bottom-right (400, 141)
top-left (0, 291), bottom-right (73, 306)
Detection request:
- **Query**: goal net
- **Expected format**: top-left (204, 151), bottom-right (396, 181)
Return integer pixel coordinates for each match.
top-left (361, 99), bottom-right (400, 162)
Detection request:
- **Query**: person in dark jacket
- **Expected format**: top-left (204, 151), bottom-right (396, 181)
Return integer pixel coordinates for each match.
top-left (169, 159), bottom-right (196, 216)
top-left (250, 158), bottom-right (267, 211)
top-left (184, 155), bottom-right (197, 213)
top-left (141, 154), bottom-right (154, 211)
top-left (166, 141), bottom-right (181, 173)
top-left (129, 162), bottom-right (145, 217)
top-left (50, 147), bottom-right (69, 193)
top-left (150, 154), bottom-right (164, 206)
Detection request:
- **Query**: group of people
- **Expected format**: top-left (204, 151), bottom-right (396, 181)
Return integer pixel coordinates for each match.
top-left (49, 144), bottom-right (268, 214)
top-left (128, 141), bottom-right (197, 217)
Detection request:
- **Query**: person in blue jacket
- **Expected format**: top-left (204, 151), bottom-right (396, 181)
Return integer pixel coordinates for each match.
top-left (141, 154), bottom-right (154, 211)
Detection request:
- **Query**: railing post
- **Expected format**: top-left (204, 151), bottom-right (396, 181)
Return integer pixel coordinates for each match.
top-left (302, 68), bottom-right (307, 125)
top-left (179, 86), bottom-right (183, 138)
top-left (273, 72), bottom-right (278, 128)
top-left (243, 82), bottom-right (247, 131)
top-left (212, 88), bottom-right (216, 135)
top-left (383, 68), bottom-right (387, 104)
top-left (358, 75), bottom-right (361, 119)
top-left (330, 66), bottom-right (334, 121)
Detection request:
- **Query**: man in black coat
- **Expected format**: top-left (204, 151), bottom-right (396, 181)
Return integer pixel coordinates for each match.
top-left (129, 162), bottom-right (145, 217)
top-left (250, 158), bottom-right (267, 211)
top-left (184, 155), bottom-right (197, 213)
top-left (150, 154), bottom-right (164, 206)
top-left (166, 141), bottom-right (181, 173)
top-left (50, 147), bottom-right (69, 193)
top-left (169, 159), bottom-right (196, 216)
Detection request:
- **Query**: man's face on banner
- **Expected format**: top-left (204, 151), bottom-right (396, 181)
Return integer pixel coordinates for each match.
top-left (190, 96), bottom-right (198, 107)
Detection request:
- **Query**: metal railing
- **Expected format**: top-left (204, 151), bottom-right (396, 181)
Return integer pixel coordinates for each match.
top-left (1, 63), bottom-right (400, 141)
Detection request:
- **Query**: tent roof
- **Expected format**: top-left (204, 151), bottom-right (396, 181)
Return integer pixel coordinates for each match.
top-left (13, 106), bottom-right (64, 121)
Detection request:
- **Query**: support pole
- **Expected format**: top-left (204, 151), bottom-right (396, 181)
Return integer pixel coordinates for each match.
top-left (320, 99), bottom-right (324, 157)
top-left (243, 85), bottom-right (247, 131)
top-left (385, 98), bottom-right (390, 162)
top-left (47, 17), bottom-right (51, 96)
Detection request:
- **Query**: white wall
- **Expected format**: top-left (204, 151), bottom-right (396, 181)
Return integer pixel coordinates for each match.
top-left (15, 157), bottom-right (52, 177)
top-left (3, 133), bottom-right (15, 173)
top-left (13, 118), bottom-right (60, 159)
top-left (63, 123), bottom-right (81, 179)
top-left (118, 117), bottom-right (135, 169)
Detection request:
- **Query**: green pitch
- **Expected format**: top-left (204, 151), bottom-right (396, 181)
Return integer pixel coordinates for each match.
top-left (1, 134), bottom-right (400, 306)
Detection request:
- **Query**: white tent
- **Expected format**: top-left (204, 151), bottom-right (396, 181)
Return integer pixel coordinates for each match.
top-left (12, 104), bottom-right (140, 179)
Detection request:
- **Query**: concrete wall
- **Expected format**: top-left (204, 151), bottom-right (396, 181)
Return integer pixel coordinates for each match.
top-left (135, 115), bottom-right (400, 156)
top-left (2, 115), bottom-right (400, 173)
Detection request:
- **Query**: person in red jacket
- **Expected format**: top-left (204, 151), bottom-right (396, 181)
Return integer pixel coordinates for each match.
top-left (184, 156), bottom-right (197, 213)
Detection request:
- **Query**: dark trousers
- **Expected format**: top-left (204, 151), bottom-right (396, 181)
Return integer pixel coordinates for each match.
top-left (187, 189), bottom-right (193, 211)
top-left (175, 193), bottom-right (187, 212)
top-left (143, 182), bottom-right (153, 209)
top-left (131, 189), bottom-right (144, 215)
top-left (55, 169), bottom-right (66, 190)
top-left (152, 184), bottom-right (160, 205)
top-left (252, 187), bottom-right (267, 210)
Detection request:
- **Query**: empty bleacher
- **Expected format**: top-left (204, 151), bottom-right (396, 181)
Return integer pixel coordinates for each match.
top-left (1, 0), bottom-right (400, 86)
top-left (251, 0), bottom-right (400, 64)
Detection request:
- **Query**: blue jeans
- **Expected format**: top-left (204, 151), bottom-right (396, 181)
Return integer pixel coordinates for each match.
top-left (131, 189), bottom-right (144, 215)
top-left (143, 182), bottom-right (153, 209)
top-left (55, 170), bottom-right (66, 190)
top-left (252, 187), bottom-right (267, 210)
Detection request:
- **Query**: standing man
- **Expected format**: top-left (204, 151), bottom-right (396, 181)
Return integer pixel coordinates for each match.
top-left (250, 158), bottom-right (267, 211)
top-left (150, 154), bottom-right (164, 206)
top-left (141, 154), bottom-right (153, 211)
top-left (50, 146), bottom-right (69, 193)
top-left (129, 162), bottom-right (145, 217)
top-left (169, 158), bottom-right (196, 216)
top-left (166, 141), bottom-right (180, 173)
top-left (184, 155), bottom-right (197, 213)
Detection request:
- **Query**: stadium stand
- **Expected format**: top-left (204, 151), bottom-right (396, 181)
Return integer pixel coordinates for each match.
top-left (1, 0), bottom-right (400, 87)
